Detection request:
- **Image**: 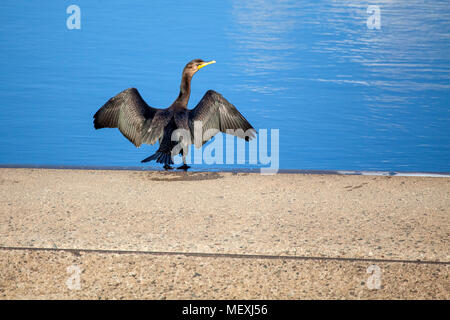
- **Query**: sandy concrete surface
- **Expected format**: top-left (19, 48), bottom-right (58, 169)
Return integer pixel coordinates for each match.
top-left (0, 168), bottom-right (448, 299)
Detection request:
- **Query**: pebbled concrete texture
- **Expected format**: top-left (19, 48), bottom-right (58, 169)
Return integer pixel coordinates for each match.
top-left (0, 168), bottom-right (448, 299)
top-left (0, 249), bottom-right (448, 300)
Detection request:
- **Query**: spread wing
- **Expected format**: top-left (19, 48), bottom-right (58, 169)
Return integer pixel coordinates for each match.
top-left (188, 90), bottom-right (256, 148)
top-left (93, 88), bottom-right (168, 147)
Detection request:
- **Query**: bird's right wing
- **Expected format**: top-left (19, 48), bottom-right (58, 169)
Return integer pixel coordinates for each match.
top-left (93, 88), bottom-right (166, 147)
top-left (188, 90), bottom-right (256, 148)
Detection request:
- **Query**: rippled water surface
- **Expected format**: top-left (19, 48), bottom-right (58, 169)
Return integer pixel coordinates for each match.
top-left (0, 1), bottom-right (449, 171)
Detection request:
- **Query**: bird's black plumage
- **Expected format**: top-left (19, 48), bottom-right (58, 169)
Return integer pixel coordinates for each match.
top-left (93, 59), bottom-right (256, 170)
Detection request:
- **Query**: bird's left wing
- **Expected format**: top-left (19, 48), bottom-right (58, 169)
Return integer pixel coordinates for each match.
top-left (188, 90), bottom-right (256, 147)
top-left (93, 88), bottom-right (165, 147)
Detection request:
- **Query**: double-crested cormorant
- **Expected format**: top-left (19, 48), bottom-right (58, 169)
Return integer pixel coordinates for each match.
top-left (93, 59), bottom-right (256, 170)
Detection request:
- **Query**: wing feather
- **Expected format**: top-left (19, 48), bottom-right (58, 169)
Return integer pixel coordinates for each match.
top-left (188, 90), bottom-right (256, 147)
top-left (93, 88), bottom-right (165, 147)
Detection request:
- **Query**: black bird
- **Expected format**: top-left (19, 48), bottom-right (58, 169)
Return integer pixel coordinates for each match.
top-left (93, 59), bottom-right (256, 170)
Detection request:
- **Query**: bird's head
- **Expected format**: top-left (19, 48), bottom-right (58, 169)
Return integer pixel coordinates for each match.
top-left (183, 59), bottom-right (216, 77)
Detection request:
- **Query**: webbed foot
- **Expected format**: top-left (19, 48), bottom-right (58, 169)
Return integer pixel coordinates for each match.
top-left (177, 164), bottom-right (191, 171)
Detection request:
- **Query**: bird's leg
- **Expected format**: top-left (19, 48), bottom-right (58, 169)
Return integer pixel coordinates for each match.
top-left (163, 164), bottom-right (173, 170)
top-left (177, 155), bottom-right (190, 171)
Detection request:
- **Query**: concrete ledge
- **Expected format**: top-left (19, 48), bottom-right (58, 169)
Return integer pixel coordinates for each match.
top-left (0, 168), bottom-right (448, 299)
top-left (1, 248), bottom-right (448, 299)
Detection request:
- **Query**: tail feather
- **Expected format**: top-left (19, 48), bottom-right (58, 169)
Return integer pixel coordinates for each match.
top-left (141, 151), bottom-right (174, 165)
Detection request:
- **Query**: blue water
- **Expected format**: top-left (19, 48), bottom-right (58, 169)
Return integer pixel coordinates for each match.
top-left (0, 0), bottom-right (449, 172)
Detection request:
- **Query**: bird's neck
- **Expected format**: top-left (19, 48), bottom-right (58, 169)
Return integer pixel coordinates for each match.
top-left (175, 73), bottom-right (192, 108)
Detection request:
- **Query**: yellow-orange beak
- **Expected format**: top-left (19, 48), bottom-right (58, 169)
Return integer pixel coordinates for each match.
top-left (197, 60), bottom-right (216, 70)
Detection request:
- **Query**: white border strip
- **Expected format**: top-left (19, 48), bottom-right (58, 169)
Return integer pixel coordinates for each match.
top-left (0, 165), bottom-right (449, 177)
top-left (336, 170), bottom-right (450, 178)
